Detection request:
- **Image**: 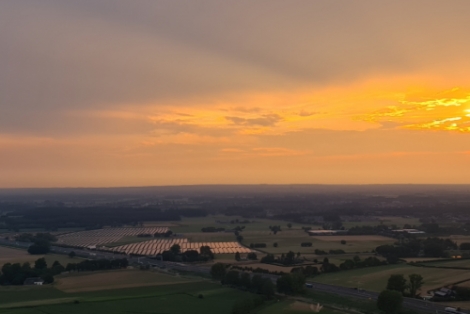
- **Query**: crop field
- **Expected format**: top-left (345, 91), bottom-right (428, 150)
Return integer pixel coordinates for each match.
top-left (0, 246), bottom-right (82, 267)
top-left (55, 269), bottom-right (201, 292)
top-left (110, 238), bottom-right (252, 255)
top-left (56, 227), bottom-right (169, 248)
top-left (0, 281), bottom-right (250, 314)
top-left (313, 263), bottom-right (470, 293)
top-left (241, 230), bottom-right (395, 255)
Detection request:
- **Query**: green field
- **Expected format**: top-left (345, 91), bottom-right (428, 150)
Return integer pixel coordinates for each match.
top-left (0, 280), bottom-right (252, 314)
top-left (0, 275), bottom-right (374, 314)
top-left (313, 263), bottom-right (470, 293)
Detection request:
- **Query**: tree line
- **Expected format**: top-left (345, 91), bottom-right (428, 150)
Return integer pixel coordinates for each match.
top-left (1, 258), bottom-right (63, 285)
top-left (65, 258), bottom-right (129, 272)
top-left (158, 244), bottom-right (214, 262)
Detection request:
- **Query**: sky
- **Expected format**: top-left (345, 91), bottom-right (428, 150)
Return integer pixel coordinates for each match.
top-left (1, 0), bottom-right (470, 188)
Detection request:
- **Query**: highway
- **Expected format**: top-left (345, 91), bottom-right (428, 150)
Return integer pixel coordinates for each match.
top-left (0, 239), bottom-right (461, 314)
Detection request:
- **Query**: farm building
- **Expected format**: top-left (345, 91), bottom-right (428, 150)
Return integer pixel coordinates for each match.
top-left (307, 230), bottom-right (348, 236)
top-left (24, 277), bottom-right (44, 286)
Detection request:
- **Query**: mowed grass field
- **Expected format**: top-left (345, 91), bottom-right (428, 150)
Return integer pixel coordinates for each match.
top-left (0, 280), bottom-right (253, 314)
top-left (313, 263), bottom-right (470, 293)
top-left (0, 246), bottom-right (82, 267)
top-left (425, 258), bottom-right (470, 268)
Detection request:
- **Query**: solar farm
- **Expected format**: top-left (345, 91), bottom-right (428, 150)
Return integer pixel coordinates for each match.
top-left (110, 239), bottom-right (252, 255)
top-left (55, 227), bottom-right (252, 256)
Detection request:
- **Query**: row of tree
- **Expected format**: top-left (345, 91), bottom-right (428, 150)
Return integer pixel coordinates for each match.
top-left (210, 263), bottom-right (276, 297)
top-left (376, 237), bottom-right (458, 260)
top-left (65, 258), bottom-right (129, 272)
top-left (260, 251), bottom-right (302, 266)
top-left (12, 232), bottom-right (57, 255)
top-left (386, 273), bottom-right (424, 297)
top-left (201, 227), bottom-right (225, 233)
top-left (159, 244), bottom-right (214, 262)
top-left (211, 263), bottom-right (306, 296)
top-left (0, 258), bottom-right (61, 285)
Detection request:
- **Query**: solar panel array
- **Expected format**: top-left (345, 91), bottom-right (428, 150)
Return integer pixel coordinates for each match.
top-left (56, 227), bottom-right (169, 247)
top-left (110, 239), bottom-right (252, 255)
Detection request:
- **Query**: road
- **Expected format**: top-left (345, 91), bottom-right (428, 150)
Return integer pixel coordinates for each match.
top-left (0, 239), bottom-right (459, 314)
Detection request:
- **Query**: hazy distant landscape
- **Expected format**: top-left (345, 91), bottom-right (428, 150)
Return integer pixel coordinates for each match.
top-left (0, 185), bottom-right (470, 313)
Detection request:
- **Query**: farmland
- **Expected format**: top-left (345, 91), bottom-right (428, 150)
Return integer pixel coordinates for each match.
top-left (0, 246), bottom-right (82, 267)
top-left (55, 269), bottom-right (201, 292)
top-left (0, 281), bottom-right (252, 314)
top-left (313, 263), bottom-right (470, 293)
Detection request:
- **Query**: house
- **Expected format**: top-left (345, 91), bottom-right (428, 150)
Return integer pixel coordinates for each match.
top-left (433, 288), bottom-right (454, 299)
top-left (24, 277), bottom-right (44, 286)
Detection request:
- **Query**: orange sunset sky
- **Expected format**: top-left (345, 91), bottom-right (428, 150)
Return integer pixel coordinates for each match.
top-left (1, 1), bottom-right (470, 188)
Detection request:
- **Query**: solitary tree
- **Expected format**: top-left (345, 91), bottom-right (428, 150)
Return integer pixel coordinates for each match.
top-left (276, 273), bottom-right (305, 294)
top-left (235, 252), bottom-right (241, 261)
top-left (251, 274), bottom-right (265, 293)
top-left (261, 279), bottom-right (275, 298)
top-left (287, 223), bottom-right (292, 229)
top-left (68, 251), bottom-right (76, 258)
top-left (200, 246), bottom-right (214, 260)
top-left (377, 290), bottom-right (403, 314)
top-left (247, 252), bottom-right (257, 260)
top-left (224, 270), bottom-right (240, 286)
top-left (34, 258), bottom-right (47, 270)
top-left (408, 274), bottom-right (424, 297)
top-left (170, 244), bottom-right (181, 255)
top-left (210, 263), bottom-right (226, 280)
top-left (386, 274), bottom-right (407, 294)
top-left (240, 272), bottom-right (251, 289)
